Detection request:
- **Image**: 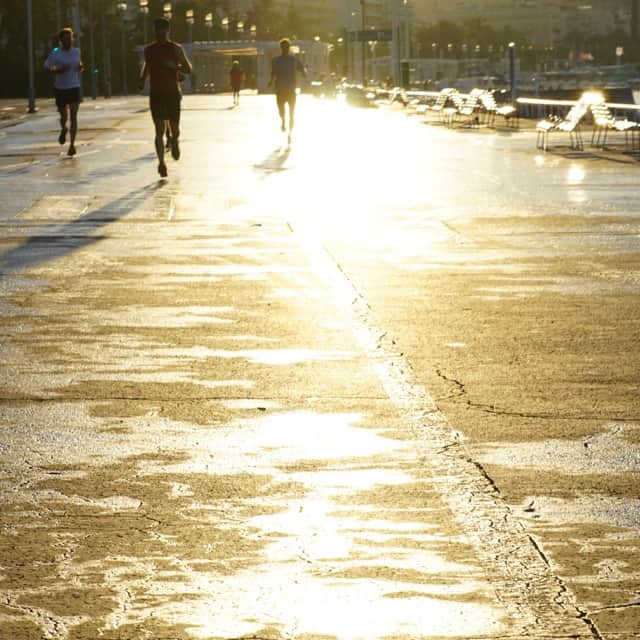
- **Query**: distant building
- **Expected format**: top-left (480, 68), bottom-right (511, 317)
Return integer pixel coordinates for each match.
top-left (340, 0), bottom-right (389, 29)
top-left (227, 0), bottom-right (254, 14)
top-left (412, 0), bottom-right (633, 46)
top-left (270, 0), bottom-right (343, 35)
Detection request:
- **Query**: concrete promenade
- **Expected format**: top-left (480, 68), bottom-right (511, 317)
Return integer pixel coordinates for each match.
top-left (0, 94), bottom-right (639, 640)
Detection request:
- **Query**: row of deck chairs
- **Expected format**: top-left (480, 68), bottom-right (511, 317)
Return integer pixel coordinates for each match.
top-left (414, 88), bottom-right (518, 129)
top-left (536, 91), bottom-right (639, 152)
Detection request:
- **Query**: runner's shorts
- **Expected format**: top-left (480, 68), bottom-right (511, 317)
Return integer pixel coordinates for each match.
top-left (276, 91), bottom-right (296, 114)
top-left (54, 87), bottom-right (81, 109)
top-left (150, 93), bottom-right (181, 121)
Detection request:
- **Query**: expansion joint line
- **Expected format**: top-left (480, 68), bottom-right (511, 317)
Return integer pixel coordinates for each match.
top-left (288, 218), bottom-right (602, 640)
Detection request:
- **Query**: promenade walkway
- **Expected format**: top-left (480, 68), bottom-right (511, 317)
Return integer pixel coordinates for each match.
top-left (0, 94), bottom-right (638, 640)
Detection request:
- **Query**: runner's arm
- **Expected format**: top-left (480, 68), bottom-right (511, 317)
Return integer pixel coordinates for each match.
top-left (177, 46), bottom-right (193, 74)
top-left (268, 60), bottom-right (275, 87)
top-left (44, 53), bottom-right (69, 74)
top-left (139, 57), bottom-right (148, 91)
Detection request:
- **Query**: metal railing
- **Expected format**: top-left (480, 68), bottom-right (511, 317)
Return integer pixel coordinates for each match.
top-left (368, 86), bottom-right (640, 129)
top-left (516, 96), bottom-right (640, 123)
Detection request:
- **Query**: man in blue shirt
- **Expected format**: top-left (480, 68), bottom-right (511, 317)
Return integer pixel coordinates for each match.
top-left (44, 28), bottom-right (83, 156)
top-left (269, 38), bottom-right (306, 140)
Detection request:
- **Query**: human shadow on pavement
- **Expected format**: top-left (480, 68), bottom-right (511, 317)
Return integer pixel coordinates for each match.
top-left (253, 146), bottom-right (291, 177)
top-left (81, 153), bottom-right (157, 181)
top-left (0, 182), bottom-right (165, 274)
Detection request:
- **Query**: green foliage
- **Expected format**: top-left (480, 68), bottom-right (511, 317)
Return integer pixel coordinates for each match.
top-left (1, 0), bottom-right (61, 98)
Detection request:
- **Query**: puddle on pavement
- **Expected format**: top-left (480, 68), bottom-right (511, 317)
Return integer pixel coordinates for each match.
top-left (86, 306), bottom-right (236, 328)
top-left (153, 347), bottom-right (355, 366)
top-left (1, 407), bottom-right (510, 639)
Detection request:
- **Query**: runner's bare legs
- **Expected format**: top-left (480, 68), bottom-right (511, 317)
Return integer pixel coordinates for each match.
top-left (58, 105), bottom-right (69, 144)
top-left (289, 98), bottom-right (295, 134)
top-left (68, 102), bottom-right (79, 155)
top-left (278, 102), bottom-right (286, 132)
top-left (154, 117), bottom-right (167, 176)
top-left (286, 95), bottom-right (296, 144)
top-left (168, 118), bottom-right (180, 160)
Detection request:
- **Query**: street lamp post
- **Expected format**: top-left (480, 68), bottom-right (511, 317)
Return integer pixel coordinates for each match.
top-left (250, 24), bottom-right (257, 41)
top-left (117, 1), bottom-right (128, 95)
top-left (221, 17), bottom-right (229, 39)
top-left (26, 0), bottom-right (36, 113)
top-left (204, 12), bottom-right (214, 91)
top-left (140, 0), bottom-right (149, 44)
top-left (205, 12), bottom-right (213, 41)
top-left (72, 0), bottom-right (81, 48)
top-left (508, 42), bottom-right (517, 101)
top-left (368, 39), bottom-right (377, 82)
top-left (360, 0), bottom-right (366, 85)
top-left (431, 43), bottom-right (438, 80)
top-left (163, 3), bottom-right (172, 19)
top-left (89, 0), bottom-right (97, 99)
top-left (100, 0), bottom-right (112, 98)
top-left (185, 9), bottom-right (194, 93)
top-left (336, 36), bottom-right (344, 76)
top-left (186, 9), bottom-right (194, 44)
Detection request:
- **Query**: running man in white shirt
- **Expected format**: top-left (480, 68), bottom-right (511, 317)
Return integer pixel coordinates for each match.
top-left (44, 28), bottom-right (83, 156)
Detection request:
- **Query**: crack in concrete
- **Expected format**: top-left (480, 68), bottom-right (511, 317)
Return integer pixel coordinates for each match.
top-left (528, 535), bottom-right (551, 568)
top-left (467, 458), bottom-right (502, 496)
top-left (435, 367), bottom-right (467, 401)
top-left (291, 224), bottom-right (603, 640)
top-left (433, 367), bottom-right (640, 421)
top-left (3, 593), bottom-right (66, 639)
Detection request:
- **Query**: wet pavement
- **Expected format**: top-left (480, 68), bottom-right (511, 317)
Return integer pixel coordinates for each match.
top-left (0, 94), bottom-right (639, 640)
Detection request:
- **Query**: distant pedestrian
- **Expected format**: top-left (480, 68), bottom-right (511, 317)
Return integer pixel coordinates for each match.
top-left (229, 60), bottom-right (245, 106)
top-left (140, 17), bottom-right (192, 178)
top-left (44, 28), bottom-right (83, 157)
top-left (269, 38), bottom-right (307, 142)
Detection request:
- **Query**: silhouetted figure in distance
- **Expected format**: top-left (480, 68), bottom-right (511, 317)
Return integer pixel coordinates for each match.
top-left (230, 60), bottom-right (245, 106)
top-left (269, 38), bottom-right (307, 143)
